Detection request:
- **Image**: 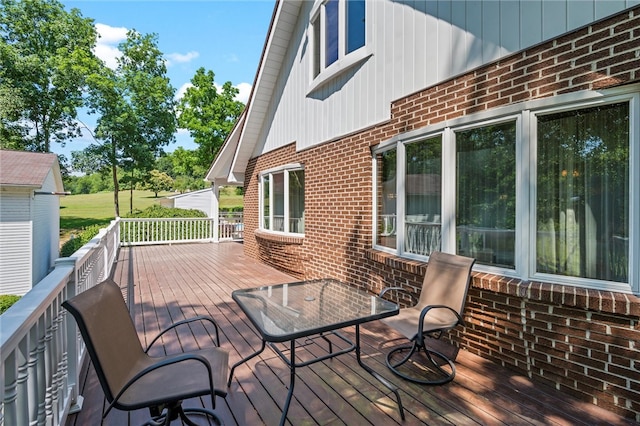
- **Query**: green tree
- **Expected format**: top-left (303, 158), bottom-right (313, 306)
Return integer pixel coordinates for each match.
top-left (146, 169), bottom-right (173, 197)
top-left (177, 68), bottom-right (244, 167)
top-left (84, 30), bottom-right (176, 216)
top-left (0, 0), bottom-right (99, 152)
top-left (156, 147), bottom-right (206, 191)
top-left (0, 85), bottom-right (26, 148)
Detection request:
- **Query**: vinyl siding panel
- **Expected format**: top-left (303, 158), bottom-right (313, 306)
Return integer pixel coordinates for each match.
top-left (0, 223), bottom-right (32, 295)
top-left (31, 171), bottom-right (59, 285)
top-left (171, 189), bottom-right (214, 217)
top-left (254, 0), bottom-right (637, 158)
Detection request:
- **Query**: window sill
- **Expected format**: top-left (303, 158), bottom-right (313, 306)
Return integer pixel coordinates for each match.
top-left (366, 248), bottom-right (640, 315)
top-left (255, 229), bottom-right (304, 245)
top-left (307, 47), bottom-right (372, 95)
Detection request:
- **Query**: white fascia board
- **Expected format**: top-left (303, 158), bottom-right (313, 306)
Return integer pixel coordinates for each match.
top-left (228, 1), bottom-right (302, 184)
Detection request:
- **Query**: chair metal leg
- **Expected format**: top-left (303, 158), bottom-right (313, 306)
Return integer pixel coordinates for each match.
top-left (145, 402), bottom-right (223, 426)
top-left (386, 341), bottom-right (456, 385)
top-left (180, 406), bottom-right (224, 426)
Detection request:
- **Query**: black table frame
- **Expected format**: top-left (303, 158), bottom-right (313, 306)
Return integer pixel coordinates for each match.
top-left (227, 279), bottom-right (405, 425)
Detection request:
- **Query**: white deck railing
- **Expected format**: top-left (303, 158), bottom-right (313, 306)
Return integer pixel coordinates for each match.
top-left (120, 214), bottom-right (244, 246)
top-left (0, 214), bottom-right (243, 426)
top-left (0, 220), bottom-right (120, 426)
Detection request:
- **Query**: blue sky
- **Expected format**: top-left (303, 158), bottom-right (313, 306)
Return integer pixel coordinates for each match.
top-left (57, 0), bottom-right (275, 159)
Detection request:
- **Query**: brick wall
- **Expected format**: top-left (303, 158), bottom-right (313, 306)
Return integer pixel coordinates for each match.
top-left (243, 7), bottom-right (640, 421)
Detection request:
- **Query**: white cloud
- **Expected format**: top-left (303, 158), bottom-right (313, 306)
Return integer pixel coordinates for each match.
top-left (175, 83), bottom-right (193, 101)
top-left (94, 23), bottom-right (128, 69)
top-left (235, 83), bottom-right (252, 104)
top-left (175, 82), bottom-right (252, 104)
top-left (166, 51), bottom-right (200, 66)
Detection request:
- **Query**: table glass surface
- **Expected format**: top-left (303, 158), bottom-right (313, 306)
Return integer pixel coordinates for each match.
top-left (232, 278), bottom-right (398, 342)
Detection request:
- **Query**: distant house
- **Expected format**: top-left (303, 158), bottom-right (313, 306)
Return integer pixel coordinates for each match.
top-left (207, 1), bottom-right (640, 421)
top-left (0, 150), bottom-right (65, 295)
top-left (161, 188), bottom-right (214, 217)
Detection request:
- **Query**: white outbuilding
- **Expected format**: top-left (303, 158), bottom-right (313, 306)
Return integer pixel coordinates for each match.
top-left (0, 150), bottom-right (65, 295)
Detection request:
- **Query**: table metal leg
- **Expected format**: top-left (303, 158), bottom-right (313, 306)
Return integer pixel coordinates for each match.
top-left (355, 325), bottom-right (406, 421)
top-left (227, 340), bottom-right (266, 387)
top-left (279, 339), bottom-right (296, 426)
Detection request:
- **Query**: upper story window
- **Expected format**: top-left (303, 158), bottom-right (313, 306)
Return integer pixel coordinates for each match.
top-left (311, 0), bottom-right (366, 79)
top-left (373, 89), bottom-right (638, 294)
top-left (260, 166), bottom-right (305, 235)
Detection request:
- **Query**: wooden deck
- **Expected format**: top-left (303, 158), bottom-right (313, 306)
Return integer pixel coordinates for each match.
top-left (66, 242), bottom-right (632, 426)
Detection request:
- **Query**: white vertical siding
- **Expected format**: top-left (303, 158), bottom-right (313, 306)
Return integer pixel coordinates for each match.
top-left (254, 0), bottom-right (638, 157)
top-left (32, 171), bottom-right (59, 286)
top-left (172, 189), bottom-right (214, 217)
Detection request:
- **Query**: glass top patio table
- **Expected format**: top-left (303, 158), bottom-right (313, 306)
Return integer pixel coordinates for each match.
top-left (229, 278), bottom-right (405, 425)
top-left (231, 278), bottom-right (399, 342)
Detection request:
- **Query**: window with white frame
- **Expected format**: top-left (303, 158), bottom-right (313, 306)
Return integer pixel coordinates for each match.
top-left (535, 102), bottom-right (629, 283)
top-left (311, 0), bottom-right (366, 79)
top-left (375, 148), bottom-right (397, 249)
top-left (260, 166), bottom-right (305, 235)
top-left (373, 90), bottom-right (637, 293)
top-left (405, 135), bottom-right (442, 257)
top-left (456, 122), bottom-right (517, 268)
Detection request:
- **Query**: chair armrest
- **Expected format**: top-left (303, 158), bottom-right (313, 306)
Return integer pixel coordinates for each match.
top-left (105, 353), bottom-right (217, 417)
top-left (146, 315), bottom-right (222, 352)
top-left (417, 304), bottom-right (465, 336)
top-left (379, 286), bottom-right (418, 305)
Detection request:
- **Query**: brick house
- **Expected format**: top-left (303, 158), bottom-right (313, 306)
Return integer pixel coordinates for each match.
top-left (207, 1), bottom-right (640, 421)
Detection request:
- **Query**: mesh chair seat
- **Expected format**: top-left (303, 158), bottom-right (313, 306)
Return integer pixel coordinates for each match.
top-left (63, 279), bottom-right (228, 425)
top-left (380, 252), bottom-right (475, 385)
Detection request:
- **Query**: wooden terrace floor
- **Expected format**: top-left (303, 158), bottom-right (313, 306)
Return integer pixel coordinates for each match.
top-left (66, 242), bottom-right (632, 426)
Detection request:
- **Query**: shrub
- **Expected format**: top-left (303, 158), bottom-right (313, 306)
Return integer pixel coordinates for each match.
top-left (60, 224), bottom-right (104, 257)
top-left (125, 205), bottom-right (206, 219)
top-left (0, 295), bottom-right (21, 314)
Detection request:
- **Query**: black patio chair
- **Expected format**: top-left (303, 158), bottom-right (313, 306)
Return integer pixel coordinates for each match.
top-left (380, 251), bottom-right (475, 385)
top-left (63, 279), bottom-right (229, 425)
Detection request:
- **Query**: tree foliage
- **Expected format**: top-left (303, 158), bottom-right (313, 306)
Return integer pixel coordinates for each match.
top-left (146, 169), bottom-right (173, 197)
top-left (0, 0), bottom-right (100, 152)
top-left (82, 30), bottom-right (176, 216)
top-left (177, 67), bottom-right (244, 167)
top-left (156, 147), bottom-right (206, 192)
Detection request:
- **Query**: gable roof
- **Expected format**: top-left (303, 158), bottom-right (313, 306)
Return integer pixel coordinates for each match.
top-left (0, 150), bottom-right (64, 191)
top-left (206, 0), bottom-right (302, 185)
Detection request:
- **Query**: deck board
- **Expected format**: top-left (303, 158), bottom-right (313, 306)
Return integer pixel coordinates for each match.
top-left (66, 242), bottom-right (633, 426)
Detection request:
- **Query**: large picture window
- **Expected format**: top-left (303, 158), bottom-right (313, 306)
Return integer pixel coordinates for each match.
top-left (536, 102), bottom-right (629, 282)
top-left (456, 122), bottom-right (516, 268)
top-left (260, 167), bottom-right (305, 235)
top-left (373, 90), bottom-right (637, 293)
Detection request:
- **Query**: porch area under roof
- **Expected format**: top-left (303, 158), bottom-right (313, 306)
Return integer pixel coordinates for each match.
top-left (66, 242), bottom-right (632, 426)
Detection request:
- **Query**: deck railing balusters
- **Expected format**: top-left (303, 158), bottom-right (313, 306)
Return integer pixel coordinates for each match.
top-left (1, 214), bottom-right (241, 426)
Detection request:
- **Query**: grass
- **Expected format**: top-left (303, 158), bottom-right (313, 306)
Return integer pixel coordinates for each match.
top-left (59, 188), bottom-right (243, 241)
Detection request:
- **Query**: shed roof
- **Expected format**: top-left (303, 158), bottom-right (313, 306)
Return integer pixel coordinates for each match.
top-left (0, 150), bottom-right (62, 190)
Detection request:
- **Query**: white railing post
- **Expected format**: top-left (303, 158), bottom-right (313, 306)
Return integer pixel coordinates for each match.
top-left (212, 184), bottom-right (220, 242)
top-left (56, 257), bottom-right (83, 416)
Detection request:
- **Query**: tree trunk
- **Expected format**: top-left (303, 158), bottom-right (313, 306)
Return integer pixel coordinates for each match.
top-left (112, 142), bottom-right (120, 217)
top-left (112, 163), bottom-right (120, 217)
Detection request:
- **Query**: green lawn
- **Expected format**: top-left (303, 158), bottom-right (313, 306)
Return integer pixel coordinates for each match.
top-left (60, 188), bottom-right (243, 240)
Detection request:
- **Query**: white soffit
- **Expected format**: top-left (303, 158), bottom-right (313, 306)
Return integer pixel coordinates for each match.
top-left (227, 1), bottom-right (302, 182)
